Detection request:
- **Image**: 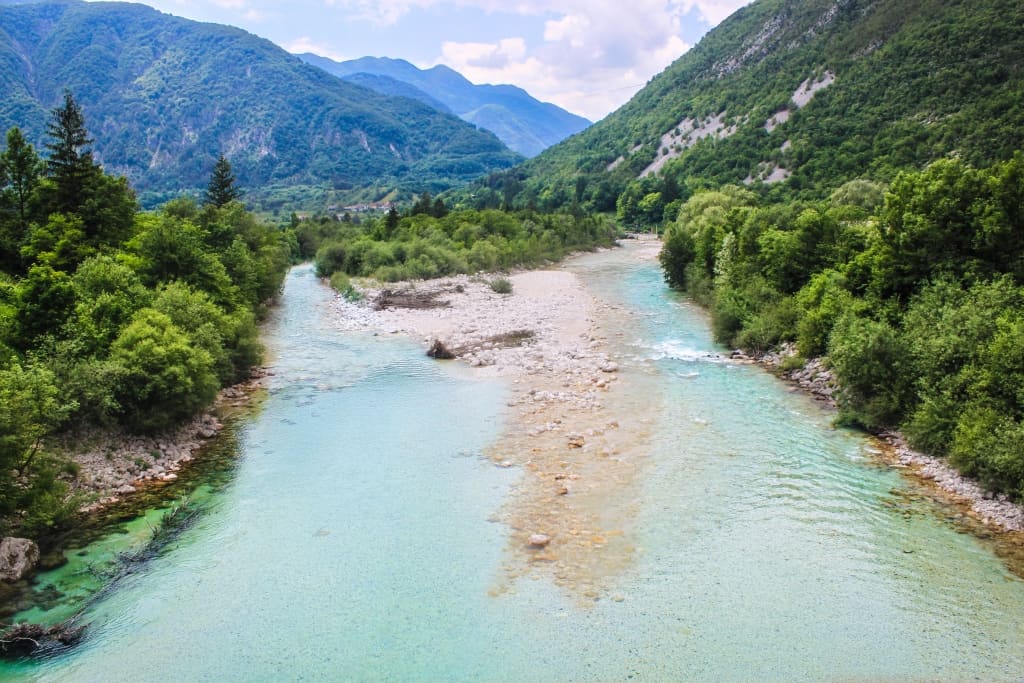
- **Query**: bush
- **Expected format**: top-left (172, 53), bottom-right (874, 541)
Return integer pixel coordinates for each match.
top-left (314, 242), bottom-right (347, 278)
top-left (110, 309), bottom-right (219, 433)
top-left (827, 313), bottom-right (912, 429)
top-left (489, 277), bottom-right (513, 294)
top-left (329, 271), bottom-right (363, 300)
top-left (950, 406), bottom-right (1024, 498)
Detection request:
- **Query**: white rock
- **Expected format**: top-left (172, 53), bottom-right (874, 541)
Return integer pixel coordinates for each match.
top-left (528, 533), bottom-right (551, 547)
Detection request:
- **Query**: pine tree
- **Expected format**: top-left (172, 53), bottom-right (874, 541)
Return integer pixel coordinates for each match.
top-left (205, 154), bottom-right (240, 207)
top-left (1, 127), bottom-right (42, 230)
top-left (431, 197), bottom-right (448, 218)
top-left (44, 91), bottom-right (96, 214)
top-left (411, 192), bottom-right (432, 216)
top-left (384, 206), bottom-right (400, 238)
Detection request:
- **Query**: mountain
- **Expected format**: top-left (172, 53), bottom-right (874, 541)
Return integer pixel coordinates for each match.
top-left (298, 54), bottom-right (592, 158)
top-left (501, 0), bottom-right (1024, 213)
top-left (340, 72), bottom-right (454, 115)
top-left (0, 1), bottom-right (521, 209)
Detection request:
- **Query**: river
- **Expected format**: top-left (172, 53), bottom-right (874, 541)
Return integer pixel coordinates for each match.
top-left (3, 246), bottom-right (1024, 681)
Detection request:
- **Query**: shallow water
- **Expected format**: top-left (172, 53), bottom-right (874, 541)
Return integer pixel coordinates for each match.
top-left (3, 253), bottom-right (1024, 681)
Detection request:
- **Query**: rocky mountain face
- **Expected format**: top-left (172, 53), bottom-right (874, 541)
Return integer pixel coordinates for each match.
top-left (504, 0), bottom-right (1024, 211)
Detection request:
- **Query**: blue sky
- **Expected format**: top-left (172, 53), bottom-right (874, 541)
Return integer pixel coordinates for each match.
top-left (104, 1), bottom-right (752, 120)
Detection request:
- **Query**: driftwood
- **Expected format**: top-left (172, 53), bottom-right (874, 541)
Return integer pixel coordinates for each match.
top-left (486, 330), bottom-right (534, 348)
top-left (0, 620), bottom-right (86, 657)
top-left (426, 329), bottom-right (535, 361)
top-left (373, 289), bottom-right (451, 310)
top-left (426, 340), bottom-right (456, 359)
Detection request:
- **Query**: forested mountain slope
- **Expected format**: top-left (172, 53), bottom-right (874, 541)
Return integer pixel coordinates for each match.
top-left (299, 54), bottom-right (592, 158)
top-left (0, 1), bottom-right (520, 209)
top-left (492, 0), bottom-right (1024, 215)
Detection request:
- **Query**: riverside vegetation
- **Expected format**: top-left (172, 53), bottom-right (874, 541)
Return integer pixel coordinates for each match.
top-left (303, 193), bottom-right (618, 285)
top-left (0, 93), bottom-right (292, 538)
top-left (657, 156), bottom-right (1024, 500)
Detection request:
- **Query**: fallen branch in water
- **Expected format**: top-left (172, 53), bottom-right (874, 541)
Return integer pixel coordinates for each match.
top-left (0, 619), bottom-right (86, 657)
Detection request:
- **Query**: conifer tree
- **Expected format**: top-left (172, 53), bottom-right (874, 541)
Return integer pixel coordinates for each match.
top-left (44, 91), bottom-right (96, 214)
top-left (1, 128), bottom-right (42, 231)
top-left (205, 154), bottom-right (240, 207)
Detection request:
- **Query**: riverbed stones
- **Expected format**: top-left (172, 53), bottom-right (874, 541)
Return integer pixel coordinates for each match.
top-left (528, 533), bottom-right (551, 548)
top-left (0, 537), bottom-right (40, 582)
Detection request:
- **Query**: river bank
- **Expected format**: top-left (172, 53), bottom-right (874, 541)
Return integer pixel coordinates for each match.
top-left (756, 344), bottom-right (1024, 534)
top-left (57, 370), bottom-right (269, 515)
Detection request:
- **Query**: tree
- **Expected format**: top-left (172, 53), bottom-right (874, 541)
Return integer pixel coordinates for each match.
top-left (44, 91), bottom-right (97, 214)
top-left (0, 362), bottom-right (75, 532)
top-left (432, 197), bottom-right (449, 219)
top-left (383, 206), bottom-right (400, 238)
top-left (411, 192), bottom-right (433, 216)
top-left (0, 127), bottom-right (43, 269)
top-left (110, 308), bottom-right (218, 433)
top-left (205, 155), bottom-right (240, 208)
top-left (14, 263), bottom-right (76, 346)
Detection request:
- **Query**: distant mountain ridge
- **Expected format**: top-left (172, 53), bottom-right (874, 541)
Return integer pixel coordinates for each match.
top-left (298, 54), bottom-right (592, 158)
top-left (0, 1), bottom-right (520, 209)
top-left (503, 0), bottom-right (1024, 212)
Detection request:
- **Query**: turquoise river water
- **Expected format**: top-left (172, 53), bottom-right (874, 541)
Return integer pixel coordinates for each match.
top-left (2, 247), bottom-right (1024, 681)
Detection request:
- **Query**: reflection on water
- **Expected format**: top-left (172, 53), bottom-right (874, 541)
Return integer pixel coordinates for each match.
top-left (2, 256), bottom-right (1023, 682)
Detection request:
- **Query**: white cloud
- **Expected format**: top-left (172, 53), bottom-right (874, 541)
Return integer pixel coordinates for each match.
top-left (286, 36), bottom-right (350, 61)
top-left (328, 0), bottom-right (749, 27)
top-left (680, 0), bottom-right (749, 25)
top-left (430, 1), bottom-right (731, 119)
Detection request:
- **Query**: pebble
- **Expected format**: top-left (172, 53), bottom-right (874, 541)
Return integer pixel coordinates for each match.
top-left (528, 534), bottom-right (552, 548)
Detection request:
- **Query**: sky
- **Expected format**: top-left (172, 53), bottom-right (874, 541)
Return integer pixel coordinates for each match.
top-left (98, 1), bottom-right (753, 121)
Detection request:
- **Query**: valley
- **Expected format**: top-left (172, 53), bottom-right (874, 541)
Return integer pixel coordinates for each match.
top-left (1, 0), bottom-right (1023, 678)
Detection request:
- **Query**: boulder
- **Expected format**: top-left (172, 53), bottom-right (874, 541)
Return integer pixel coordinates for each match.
top-left (0, 537), bottom-right (40, 582)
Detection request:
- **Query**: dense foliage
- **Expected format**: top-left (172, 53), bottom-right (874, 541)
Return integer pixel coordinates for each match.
top-left (299, 194), bottom-right (617, 283)
top-left (467, 0), bottom-right (1024, 221)
top-left (0, 1), bottom-right (520, 212)
top-left (660, 156), bottom-right (1024, 498)
top-left (0, 95), bottom-right (292, 536)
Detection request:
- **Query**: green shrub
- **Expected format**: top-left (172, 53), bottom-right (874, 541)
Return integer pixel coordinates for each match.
top-left (827, 313), bottom-right (912, 429)
top-left (314, 241), bottom-right (347, 278)
top-left (950, 406), bottom-right (1024, 498)
top-left (489, 277), bottom-right (513, 294)
top-left (329, 271), bottom-right (363, 300)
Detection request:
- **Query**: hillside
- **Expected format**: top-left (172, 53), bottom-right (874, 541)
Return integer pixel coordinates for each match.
top-left (495, 0), bottom-right (1024, 214)
top-left (298, 54), bottom-right (592, 158)
top-left (0, 1), bottom-right (521, 210)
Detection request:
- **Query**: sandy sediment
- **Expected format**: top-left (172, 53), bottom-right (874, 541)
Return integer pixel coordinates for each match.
top-left (332, 240), bottom-right (662, 597)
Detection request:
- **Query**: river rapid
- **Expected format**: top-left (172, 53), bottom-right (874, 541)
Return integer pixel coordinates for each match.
top-left (3, 245), bottom-right (1024, 681)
